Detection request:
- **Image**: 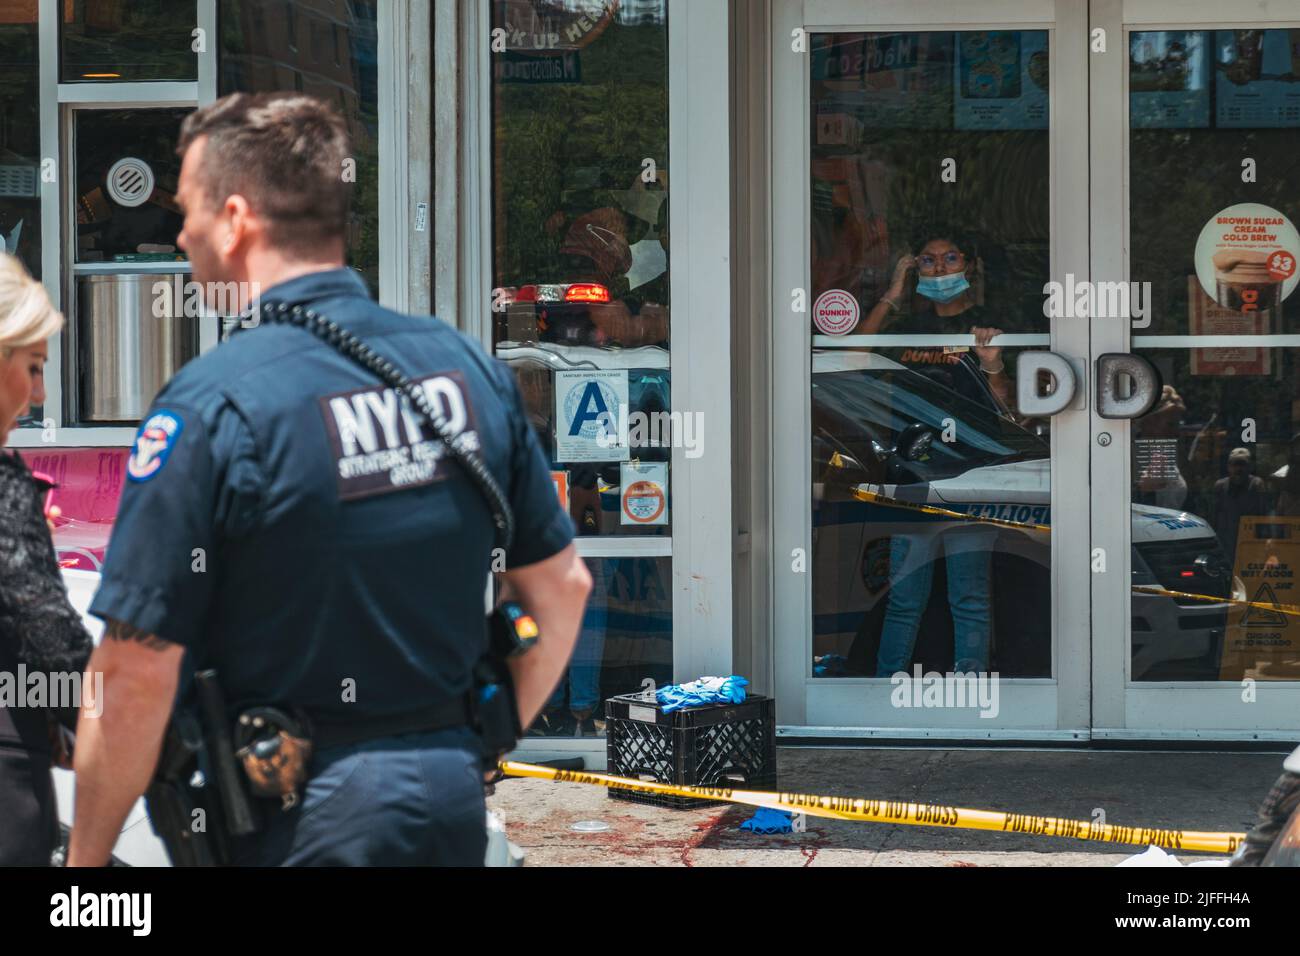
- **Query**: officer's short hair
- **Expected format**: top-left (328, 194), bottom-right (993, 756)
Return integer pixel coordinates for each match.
top-left (0, 252), bottom-right (61, 359)
top-left (177, 92), bottom-right (353, 256)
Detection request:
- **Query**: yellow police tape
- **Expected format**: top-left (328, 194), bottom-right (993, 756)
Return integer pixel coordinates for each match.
top-left (851, 486), bottom-right (1052, 533)
top-left (1132, 583), bottom-right (1300, 617)
top-left (500, 760), bottom-right (1245, 855)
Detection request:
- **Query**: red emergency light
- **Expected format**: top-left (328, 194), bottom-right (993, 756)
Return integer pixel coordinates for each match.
top-left (564, 283), bottom-right (610, 303)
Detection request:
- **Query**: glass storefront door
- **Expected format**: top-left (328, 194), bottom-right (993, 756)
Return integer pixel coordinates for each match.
top-left (489, 1), bottom-right (674, 741)
top-left (1089, 0), bottom-right (1300, 738)
top-left (774, 0), bottom-right (1300, 739)
top-left (773, 0), bottom-right (1091, 735)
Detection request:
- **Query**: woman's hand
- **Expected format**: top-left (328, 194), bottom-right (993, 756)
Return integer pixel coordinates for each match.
top-left (888, 254), bottom-right (915, 298)
top-left (972, 326), bottom-right (1003, 369)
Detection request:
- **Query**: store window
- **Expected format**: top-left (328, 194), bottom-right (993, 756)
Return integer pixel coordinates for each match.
top-left (1129, 29), bottom-right (1300, 681)
top-left (0, 5), bottom-right (40, 278)
top-left (60, 0), bottom-right (199, 82)
top-left (219, 0), bottom-right (379, 293)
top-left (491, 0), bottom-right (671, 736)
top-left (1, 5), bottom-right (42, 429)
top-left (807, 31), bottom-right (1052, 680)
top-left (73, 109), bottom-right (188, 264)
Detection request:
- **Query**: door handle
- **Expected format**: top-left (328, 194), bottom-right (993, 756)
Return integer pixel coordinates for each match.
top-left (1016, 351), bottom-right (1077, 416)
top-left (1096, 353), bottom-right (1161, 420)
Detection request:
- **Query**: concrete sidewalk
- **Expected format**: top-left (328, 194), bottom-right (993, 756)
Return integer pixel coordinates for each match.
top-left (486, 747), bottom-right (1288, 866)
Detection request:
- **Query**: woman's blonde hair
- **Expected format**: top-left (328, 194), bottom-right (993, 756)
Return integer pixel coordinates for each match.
top-left (0, 252), bottom-right (62, 359)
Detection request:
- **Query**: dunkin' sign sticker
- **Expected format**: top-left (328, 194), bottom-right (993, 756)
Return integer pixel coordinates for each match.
top-left (620, 461), bottom-right (668, 526)
top-left (813, 289), bottom-right (859, 335)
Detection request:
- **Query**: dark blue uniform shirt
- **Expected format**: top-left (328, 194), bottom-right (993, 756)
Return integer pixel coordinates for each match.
top-left (90, 268), bottom-right (573, 720)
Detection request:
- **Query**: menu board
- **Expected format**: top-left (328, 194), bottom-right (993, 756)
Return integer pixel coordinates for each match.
top-left (1215, 29), bottom-right (1300, 128)
top-left (813, 30), bottom-right (1051, 132)
top-left (1134, 438), bottom-right (1181, 481)
top-left (953, 31), bottom-right (1048, 130)
top-left (811, 32), bottom-right (954, 130)
top-left (1130, 31), bottom-right (1211, 129)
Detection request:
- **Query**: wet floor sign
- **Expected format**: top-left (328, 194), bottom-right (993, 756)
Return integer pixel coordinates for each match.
top-left (1223, 516), bottom-right (1300, 680)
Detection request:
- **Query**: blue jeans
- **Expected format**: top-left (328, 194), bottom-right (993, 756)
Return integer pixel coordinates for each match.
top-left (229, 727), bottom-right (487, 866)
top-left (547, 558), bottom-right (609, 716)
top-left (875, 527), bottom-right (997, 676)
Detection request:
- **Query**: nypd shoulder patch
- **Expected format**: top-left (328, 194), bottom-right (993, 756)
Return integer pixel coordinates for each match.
top-left (128, 410), bottom-right (185, 483)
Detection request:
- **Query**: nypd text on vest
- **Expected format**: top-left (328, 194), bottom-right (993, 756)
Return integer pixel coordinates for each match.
top-left (318, 372), bottom-right (479, 501)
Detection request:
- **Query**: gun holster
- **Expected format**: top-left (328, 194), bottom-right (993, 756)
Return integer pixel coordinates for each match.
top-left (473, 602), bottom-right (538, 776)
top-left (146, 670), bottom-right (264, 866)
top-left (144, 711), bottom-right (228, 866)
top-left (234, 707), bottom-right (314, 809)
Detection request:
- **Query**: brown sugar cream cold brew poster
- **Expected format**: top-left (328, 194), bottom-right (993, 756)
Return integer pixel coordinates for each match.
top-left (1190, 202), bottom-right (1298, 374)
top-left (1193, 202), bottom-right (1300, 336)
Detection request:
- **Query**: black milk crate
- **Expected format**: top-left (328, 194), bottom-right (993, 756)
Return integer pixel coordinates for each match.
top-left (604, 692), bottom-right (777, 810)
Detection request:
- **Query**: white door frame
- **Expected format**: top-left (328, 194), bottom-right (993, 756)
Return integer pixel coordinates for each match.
top-left (457, 0), bottom-right (736, 762)
top-left (1089, 0), bottom-right (1300, 740)
top-left (772, 0), bottom-right (1093, 738)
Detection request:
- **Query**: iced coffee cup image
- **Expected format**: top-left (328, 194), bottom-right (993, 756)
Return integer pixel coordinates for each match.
top-left (1212, 249), bottom-right (1283, 319)
top-left (1194, 204), bottom-right (1300, 335)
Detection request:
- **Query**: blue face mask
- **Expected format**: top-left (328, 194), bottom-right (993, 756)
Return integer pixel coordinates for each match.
top-left (916, 272), bottom-right (970, 303)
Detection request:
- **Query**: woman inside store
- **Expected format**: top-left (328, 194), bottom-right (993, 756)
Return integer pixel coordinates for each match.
top-left (856, 232), bottom-right (1010, 676)
top-left (856, 231), bottom-right (1012, 413)
top-left (0, 252), bottom-right (93, 865)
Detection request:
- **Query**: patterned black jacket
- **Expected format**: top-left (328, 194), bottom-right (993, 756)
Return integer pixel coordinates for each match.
top-left (0, 451), bottom-right (93, 752)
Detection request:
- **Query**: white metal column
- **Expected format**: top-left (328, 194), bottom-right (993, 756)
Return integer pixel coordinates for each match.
top-left (669, 0), bottom-right (736, 679)
top-left (37, 0), bottom-right (61, 437)
top-left (378, 0), bottom-right (431, 314)
top-left (1050, 0), bottom-right (1093, 735)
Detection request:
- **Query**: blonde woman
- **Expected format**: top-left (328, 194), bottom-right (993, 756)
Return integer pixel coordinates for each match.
top-left (0, 253), bottom-right (92, 865)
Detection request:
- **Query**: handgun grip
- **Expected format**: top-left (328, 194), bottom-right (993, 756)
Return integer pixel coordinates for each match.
top-left (194, 670), bottom-right (257, 837)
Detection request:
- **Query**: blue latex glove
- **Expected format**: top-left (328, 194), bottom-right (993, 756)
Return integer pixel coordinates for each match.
top-left (738, 808), bottom-right (793, 834)
top-left (656, 675), bottom-right (749, 712)
top-left (814, 654), bottom-right (849, 677)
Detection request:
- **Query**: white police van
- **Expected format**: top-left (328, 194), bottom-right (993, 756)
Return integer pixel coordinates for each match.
top-left (809, 349), bottom-right (1240, 678)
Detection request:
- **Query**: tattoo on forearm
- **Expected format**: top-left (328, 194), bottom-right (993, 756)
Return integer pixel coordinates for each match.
top-left (104, 619), bottom-right (174, 652)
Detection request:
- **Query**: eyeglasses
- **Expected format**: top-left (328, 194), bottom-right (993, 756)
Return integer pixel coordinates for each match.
top-left (917, 251), bottom-right (965, 269)
top-left (586, 223), bottom-right (620, 248)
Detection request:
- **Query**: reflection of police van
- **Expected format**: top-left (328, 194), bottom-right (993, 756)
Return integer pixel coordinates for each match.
top-left (497, 343), bottom-right (1239, 678)
top-left (810, 350), bottom-right (1240, 679)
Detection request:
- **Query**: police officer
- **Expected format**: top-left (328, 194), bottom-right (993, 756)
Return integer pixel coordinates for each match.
top-left (66, 92), bottom-right (592, 866)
